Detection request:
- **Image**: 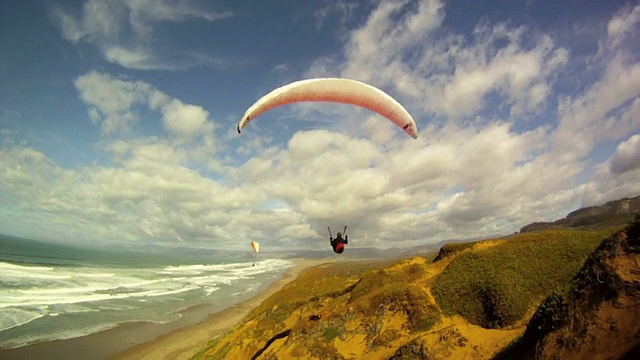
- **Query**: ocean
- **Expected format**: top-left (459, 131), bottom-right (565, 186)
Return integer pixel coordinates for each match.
top-left (0, 234), bottom-right (294, 350)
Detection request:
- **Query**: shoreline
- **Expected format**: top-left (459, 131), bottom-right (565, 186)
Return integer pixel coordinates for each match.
top-left (111, 259), bottom-right (327, 360)
top-left (0, 259), bottom-right (328, 360)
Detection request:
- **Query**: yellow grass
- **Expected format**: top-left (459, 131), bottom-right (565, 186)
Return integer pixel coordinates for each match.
top-left (197, 228), bottom-right (620, 359)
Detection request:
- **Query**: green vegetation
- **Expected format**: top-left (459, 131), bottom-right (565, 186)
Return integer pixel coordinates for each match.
top-left (250, 303), bottom-right (296, 337)
top-left (346, 258), bottom-right (440, 334)
top-left (196, 204), bottom-right (639, 360)
top-left (323, 327), bottom-right (340, 340)
top-left (247, 260), bottom-right (391, 321)
top-left (350, 258), bottom-right (427, 303)
top-left (433, 241), bottom-right (476, 262)
top-left (372, 329), bottom-right (401, 347)
top-left (404, 262), bottom-right (428, 279)
top-left (529, 220), bottom-right (638, 334)
top-left (235, 260), bottom-right (396, 340)
top-left (357, 280), bottom-right (440, 333)
top-left (432, 229), bottom-right (615, 328)
top-left (195, 340), bottom-right (231, 360)
top-left (495, 218), bottom-right (639, 360)
top-left (349, 269), bottom-right (397, 302)
top-left (411, 308), bottom-right (441, 333)
top-left (390, 339), bottom-right (432, 359)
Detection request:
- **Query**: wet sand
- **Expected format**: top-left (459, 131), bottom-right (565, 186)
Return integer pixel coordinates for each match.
top-left (0, 259), bottom-right (328, 360)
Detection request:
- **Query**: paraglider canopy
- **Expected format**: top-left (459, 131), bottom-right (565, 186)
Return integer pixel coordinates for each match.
top-left (251, 241), bottom-right (260, 253)
top-left (237, 78), bottom-right (418, 139)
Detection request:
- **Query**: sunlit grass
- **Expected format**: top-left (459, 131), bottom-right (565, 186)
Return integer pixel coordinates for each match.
top-left (431, 228), bottom-right (617, 328)
top-left (433, 242), bottom-right (476, 261)
top-left (249, 260), bottom-right (394, 317)
top-left (495, 218), bottom-right (639, 359)
top-left (196, 225), bottom-right (625, 359)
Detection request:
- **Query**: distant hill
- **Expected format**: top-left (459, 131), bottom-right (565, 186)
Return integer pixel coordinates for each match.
top-left (520, 195), bottom-right (640, 233)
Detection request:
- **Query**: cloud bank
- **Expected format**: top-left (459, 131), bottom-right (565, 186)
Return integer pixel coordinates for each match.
top-left (1, 0), bottom-right (639, 251)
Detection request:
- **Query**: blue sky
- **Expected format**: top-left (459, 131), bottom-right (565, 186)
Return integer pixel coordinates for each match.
top-left (0, 0), bottom-right (639, 251)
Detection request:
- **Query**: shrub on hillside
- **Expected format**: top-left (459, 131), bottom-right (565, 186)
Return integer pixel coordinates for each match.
top-left (431, 229), bottom-right (614, 328)
top-left (358, 282), bottom-right (440, 332)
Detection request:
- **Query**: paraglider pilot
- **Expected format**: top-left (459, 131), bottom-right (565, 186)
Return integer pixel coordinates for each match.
top-left (329, 227), bottom-right (348, 254)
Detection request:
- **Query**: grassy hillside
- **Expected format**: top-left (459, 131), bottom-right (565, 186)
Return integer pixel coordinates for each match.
top-left (186, 196), bottom-right (640, 359)
top-left (432, 229), bottom-right (617, 329)
top-left (495, 217), bottom-right (640, 359)
top-left (196, 256), bottom-right (443, 359)
top-left (251, 259), bottom-right (396, 339)
top-left (195, 259), bottom-right (399, 359)
top-left (193, 225), bottom-right (632, 359)
top-left (432, 241), bottom-right (475, 262)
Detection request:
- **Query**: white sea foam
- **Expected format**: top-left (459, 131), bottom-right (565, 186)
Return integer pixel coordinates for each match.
top-left (0, 322), bottom-right (122, 349)
top-left (0, 257), bottom-right (294, 348)
top-left (0, 262), bottom-right (54, 272)
top-left (1, 282), bottom-right (201, 308)
top-left (204, 286), bottom-right (221, 296)
top-left (0, 308), bottom-right (45, 332)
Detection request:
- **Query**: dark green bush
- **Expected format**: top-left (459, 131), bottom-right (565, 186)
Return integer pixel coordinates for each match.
top-left (431, 229), bottom-right (614, 328)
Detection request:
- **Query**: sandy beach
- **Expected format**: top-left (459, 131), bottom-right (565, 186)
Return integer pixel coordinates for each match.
top-left (111, 259), bottom-right (326, 360)
top-left (0, 259), bottom-right (327, 360)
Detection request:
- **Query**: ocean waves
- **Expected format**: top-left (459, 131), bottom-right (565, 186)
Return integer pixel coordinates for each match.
top-left (0, 258), bottom-right (293, 348)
